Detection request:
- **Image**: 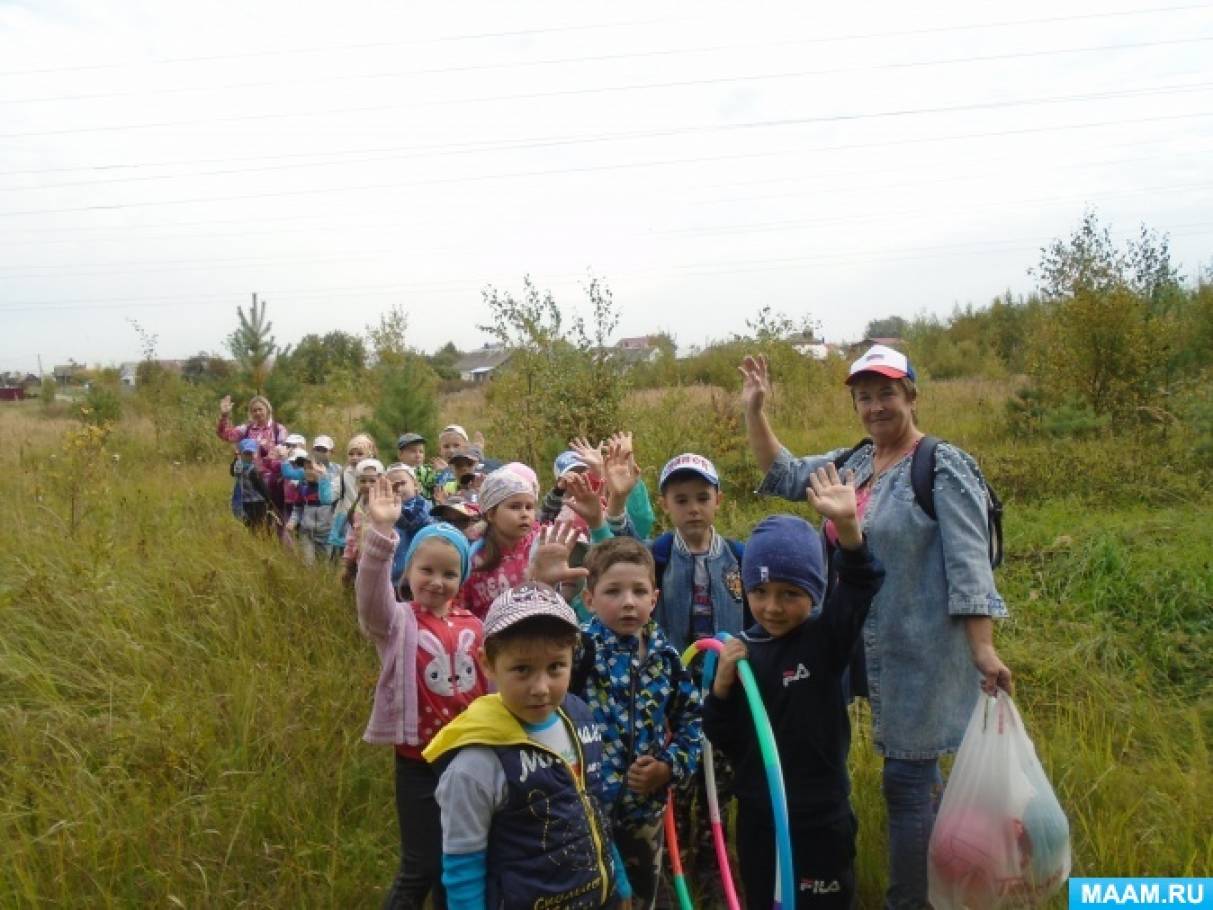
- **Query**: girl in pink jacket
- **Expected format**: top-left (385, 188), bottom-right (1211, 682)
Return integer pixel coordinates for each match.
top-left (356, 476), bottom-right (484, 910)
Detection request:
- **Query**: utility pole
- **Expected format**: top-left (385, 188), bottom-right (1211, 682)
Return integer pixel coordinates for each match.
top-left (37, 354), bottom-right (43, 380)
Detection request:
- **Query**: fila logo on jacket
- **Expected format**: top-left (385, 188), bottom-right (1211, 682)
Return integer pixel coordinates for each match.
top-left (782, 663), bottom-right (811, 687)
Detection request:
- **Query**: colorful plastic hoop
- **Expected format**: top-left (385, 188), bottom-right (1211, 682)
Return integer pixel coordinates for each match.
top-left (663, 795), bottom-right (694, 910)
top-left (681, 634), bottom-right (795, 909)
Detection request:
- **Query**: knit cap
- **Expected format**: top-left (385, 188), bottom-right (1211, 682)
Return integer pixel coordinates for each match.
top-left (479, 466), bottom-right (536, 513)
top-left (741, 514), bottom-right (827, 607)
top-left (404, 522), bottom-right (472, 583)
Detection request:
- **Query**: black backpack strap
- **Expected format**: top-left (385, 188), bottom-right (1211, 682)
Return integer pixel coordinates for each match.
top-left (650, 532), bottom-right (675, 583)
top-left (910, 435), bottom-right (941, 520)
top-left (833, 438), bottom-right (873, 476)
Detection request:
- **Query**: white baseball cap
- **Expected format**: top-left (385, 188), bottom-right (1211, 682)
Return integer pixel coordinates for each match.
top-left (285, 433), bottom-right (307, 447)
top-left (846, 344), bottom-right (917, 384)
top-left (312, 435), bottom-right (335, 450)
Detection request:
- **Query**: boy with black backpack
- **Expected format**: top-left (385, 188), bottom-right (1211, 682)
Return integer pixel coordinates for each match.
top-left (605, 448), bottom-right (748, 909)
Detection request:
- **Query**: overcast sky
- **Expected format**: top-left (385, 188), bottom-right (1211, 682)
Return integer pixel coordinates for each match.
top-left (2, 0), bottom-right (1211, 373)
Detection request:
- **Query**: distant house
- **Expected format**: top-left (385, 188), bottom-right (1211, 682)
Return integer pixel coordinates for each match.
top-left (455, 345), bottom-right (512, 383)
top-left (53, 362), bottom-right (83, 385)
top-left (118, 359), bottom-right (189, 388)
top-left (613, 336), bottom-right (662, 367)
top-left (846, 336), bottom-right (906, 355)
top-left (785, 332), bottom-right (832, 359)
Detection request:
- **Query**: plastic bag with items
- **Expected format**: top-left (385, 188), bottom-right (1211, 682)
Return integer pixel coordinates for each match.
top-left (928, 691), bottom-right (1071, 909)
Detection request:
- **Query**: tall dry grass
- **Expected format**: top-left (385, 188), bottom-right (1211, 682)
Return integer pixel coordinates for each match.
top-left (1, 381), bottom-right (1209, 907)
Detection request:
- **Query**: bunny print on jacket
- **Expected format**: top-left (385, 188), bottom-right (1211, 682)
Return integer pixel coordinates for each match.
top-left (419, 627), bottom-right (480, 697)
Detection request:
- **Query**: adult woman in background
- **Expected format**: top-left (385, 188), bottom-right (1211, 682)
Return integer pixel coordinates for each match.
top-left (738, 346), bottom-right (1012, 910)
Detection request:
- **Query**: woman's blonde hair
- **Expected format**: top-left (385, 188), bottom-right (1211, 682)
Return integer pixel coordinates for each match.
top-left (247, 395), bottom-right (273, 419)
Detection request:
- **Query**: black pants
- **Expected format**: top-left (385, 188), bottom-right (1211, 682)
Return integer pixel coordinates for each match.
top-left (241, 501), bottom-right (272, 534)
top-left (736, 809), bottom-right (857, 910)
top-left (615, 817), bottom-right (664, 909)
top-left (383, 754), bottom-right (446, 910)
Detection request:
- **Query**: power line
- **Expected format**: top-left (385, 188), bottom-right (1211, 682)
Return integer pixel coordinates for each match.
top-left (4, 48), bottom-right (1211, 142)
top-left (0, 114), bottom-right (1204, 244)
top-left (1, 3), bottom-right (1207, 78)
top-left (4, 221), bottom-right (1212, 315)
top-left (3, 145), bottom-right (1209, 275)
top-left (3, 32), bottom-right (1209, 110)
top-left (3, 85), bottom-right (1211, 218)
top-left (2, 39), bottom-right (1210, 193)
top-left (0, 17), bottom-right (689, 77)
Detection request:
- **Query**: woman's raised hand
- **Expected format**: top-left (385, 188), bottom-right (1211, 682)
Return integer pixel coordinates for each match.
top-left (219, 394), bottom-right (233, 416)
top-left (805, 462), bottom-right (856, 523)
top-left (367, 476), bottom-right (403, 532)
top-left (738, 354), bottom-right (772, 414)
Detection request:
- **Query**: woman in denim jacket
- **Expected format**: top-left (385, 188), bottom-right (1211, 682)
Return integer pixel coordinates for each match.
top-left (739, 346), bottom-right (1012, 910)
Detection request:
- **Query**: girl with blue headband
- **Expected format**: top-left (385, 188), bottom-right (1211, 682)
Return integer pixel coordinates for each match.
top-left (356, 475), bottom-right (484, 910)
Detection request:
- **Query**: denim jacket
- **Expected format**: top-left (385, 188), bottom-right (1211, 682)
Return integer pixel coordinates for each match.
top-left (608, 513), bottom-right (747, 654)
top-left (758, 441), bottom-right (1007, 759)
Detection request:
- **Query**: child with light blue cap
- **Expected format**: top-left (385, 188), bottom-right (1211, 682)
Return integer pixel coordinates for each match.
top-left (355, 475), bottom-right (486, 910)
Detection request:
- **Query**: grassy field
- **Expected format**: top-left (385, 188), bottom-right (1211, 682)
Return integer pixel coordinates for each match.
top-left (1, 383), bottom-right (1209, 907)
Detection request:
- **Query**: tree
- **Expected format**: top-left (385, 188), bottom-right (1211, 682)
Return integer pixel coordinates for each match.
top-left (277, 331), bottom-right (366, 385)
top-left (427, 341), bottom-right (462, 381)
top-left (480, 274), bottom-right (628, 467)
top-left (1029, 212), bottom-right (1185, 422)
top-left (365, 305), bottom-right (410, 370)
top-left (183, 352), bottom-right (233, 386)
top-left (226, 293), bottom-right (277, 393)
top-left (863, 315), bottom-right (909, 339)
top-left (364, 355), bottom-right (440, 456)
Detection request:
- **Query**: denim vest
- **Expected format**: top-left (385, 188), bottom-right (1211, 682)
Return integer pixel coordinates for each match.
top-left (758, 442), bottom-right (1007, 759)
top-left (486, 696), bottom-right (615, 910)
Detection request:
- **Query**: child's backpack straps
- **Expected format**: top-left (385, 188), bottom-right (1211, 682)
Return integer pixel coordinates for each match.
top-left (650, 532), bottom-right (675, 583)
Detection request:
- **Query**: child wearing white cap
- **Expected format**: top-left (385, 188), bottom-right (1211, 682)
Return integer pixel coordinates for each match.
top-left (340, 458), bottom-right (385, 586)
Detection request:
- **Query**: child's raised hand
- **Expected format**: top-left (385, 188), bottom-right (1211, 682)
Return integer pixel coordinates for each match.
top-left (563, 472), bottom-right (604, 529)
top-left (430, 457), bottom-right (448, 473)
top-left (473, 430), bottom-right (486, 449)
top-left (219, 394), bottom-right (233, 416)
top-left (738, 354), bottom-right (772, 415)
top-left (366, 475), bottom-right (403, 533)
top-left (806, 463), bottom-right (862, 549)
top-left (528, 522), bottom-right (589, 588)
top-left (603, 441), bottom-right (640, 499)
top-left (626, 755), bottom-right (672, 796)
top-left (711, 638), bottom-right (748, 698)
top-left (568, 436), bottom-right (604, 476)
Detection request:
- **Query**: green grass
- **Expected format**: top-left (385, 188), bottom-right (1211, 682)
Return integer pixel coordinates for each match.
top-left (1, 388), bottom-right (1210, 907)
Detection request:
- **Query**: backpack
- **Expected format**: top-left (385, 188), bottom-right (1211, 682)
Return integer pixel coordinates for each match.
top-left (833, 435), bottom-right (1004, 568)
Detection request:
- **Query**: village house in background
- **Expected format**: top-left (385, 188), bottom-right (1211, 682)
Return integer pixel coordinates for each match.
top-left (845, 335), bottom-right (906, 355)
top-left (612, 335), bottom-right (664, 367)
top-left (0, 372), bottom-right (41, 401)
top-left (454, 344), bottom-right (512, 384)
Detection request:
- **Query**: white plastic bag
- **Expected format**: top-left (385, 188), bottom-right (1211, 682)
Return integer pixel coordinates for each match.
top-left (928, 691), bottom-right (1071, 909)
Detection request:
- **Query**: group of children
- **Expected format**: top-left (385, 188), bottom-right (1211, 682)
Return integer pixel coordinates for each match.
top-left (316, 422), bottom-right (889, 910)
top-left (218, 393), bottom-right (889, 907)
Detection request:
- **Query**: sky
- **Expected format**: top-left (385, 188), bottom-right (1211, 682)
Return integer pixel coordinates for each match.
top-left (1, 0), bottom-right (1211, 373)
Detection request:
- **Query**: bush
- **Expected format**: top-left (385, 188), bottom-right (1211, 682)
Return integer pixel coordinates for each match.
top-left (81, 384), bottom-right (122, 426)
